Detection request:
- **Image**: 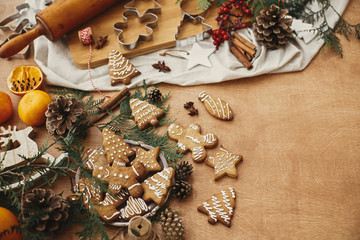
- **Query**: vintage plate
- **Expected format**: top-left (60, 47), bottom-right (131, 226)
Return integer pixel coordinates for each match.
top-left (75, 139), bottom-right (170, 227)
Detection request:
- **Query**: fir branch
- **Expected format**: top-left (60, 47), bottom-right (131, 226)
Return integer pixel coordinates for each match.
top-left (321, 28), bottom-right (343, 57)
top-left (197, 0), bottom-right (214, 12)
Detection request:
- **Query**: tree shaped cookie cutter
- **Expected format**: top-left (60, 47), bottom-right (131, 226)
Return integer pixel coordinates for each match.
top-left (175, 13), bottom-right (212, 41)
top-left (124, 0), bottom-right (161, 16)
top-left (113, 9), bottom-right (159, 50)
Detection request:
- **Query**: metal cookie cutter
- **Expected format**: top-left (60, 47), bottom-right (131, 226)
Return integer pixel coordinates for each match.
top-left (0, 3), bottom-right (37, 59)
top-left (113, 9), bottom-right (158, 50)
top-left (124, 0), bottom-right (161, 16)
top-left (175, 13), bottom-right (212, 41)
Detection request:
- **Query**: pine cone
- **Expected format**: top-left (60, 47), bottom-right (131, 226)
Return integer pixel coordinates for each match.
top-left (252, 4), bottom-right (293, 49)
top-left (146, 87), bottom-right (162, 103)
top-left (160, 208), bottom-right (185, 240)
top-left (174, 161), bottom-right (193, 181)
top-left (171, 180), bottom-right (192, 199)
top-left (19, 188), bottom-right (69, 235)
top-left (45, 96), bottom-right (88, 138)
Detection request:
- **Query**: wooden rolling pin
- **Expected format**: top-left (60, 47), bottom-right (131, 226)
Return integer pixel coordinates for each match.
top-left (0, 0), bottom-right (121, 58)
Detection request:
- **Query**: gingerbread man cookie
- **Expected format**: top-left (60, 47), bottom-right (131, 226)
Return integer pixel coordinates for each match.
top-left (119, 196), bottom-right (149, 221)
top-left (197, 187), bottom-right (236, 228)
top-left (129, 98), bottom-right (165, 130)
top-left (205, 147), bottom-right (243, 180)
top-left (131, 146), bottom-right (162, 176)
top-left (93, 161), bottom-right (146, 198)
top-left (102, 128), bottom-right (135, 165)
top-left (108, 49), bottom-right (141, 86)
top-left (141, 167), bottom-right (174, 206)
top-left (198, 91), bottom-right (234, 120)
top-left (168, 123), bottom-right (218, 163)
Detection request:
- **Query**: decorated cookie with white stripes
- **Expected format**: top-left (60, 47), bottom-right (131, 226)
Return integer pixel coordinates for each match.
top-left (197, 187), bottom-right (236, 227)
top-left (120, 196), bottom-right (149, 221)
top-left (132, 146), bottom-right (162, 176)
top-left (198, 91), bottom-right (233, 120)
top-left (130, 98), bottom-right (165, 130)
top-left (141, 167), bottom-right (175, 206)
top-left (168, 123), bottom-right (218, 163)
top-left (205, 147), bottom-right (243, 180)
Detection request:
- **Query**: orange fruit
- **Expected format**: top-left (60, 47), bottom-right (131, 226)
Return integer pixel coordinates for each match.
top-left (0, 207), bottom-right (22, 240)
top-left (18, 90), bottom-right (52, 126)
top-left (7, 65), bottom-right (43, 96)
top-left (0, 91), bottom-right (13, 124)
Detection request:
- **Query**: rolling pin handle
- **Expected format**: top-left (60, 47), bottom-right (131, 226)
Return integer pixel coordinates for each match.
top-left (0, 24), bottom-right (46, 58)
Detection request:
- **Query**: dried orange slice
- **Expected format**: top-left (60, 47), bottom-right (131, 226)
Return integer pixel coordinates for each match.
top-left (7, 65), bottom-right (43, 96)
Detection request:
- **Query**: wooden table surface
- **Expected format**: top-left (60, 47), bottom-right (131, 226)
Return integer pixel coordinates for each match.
top-left (1, 1), bottom-right (360, 239)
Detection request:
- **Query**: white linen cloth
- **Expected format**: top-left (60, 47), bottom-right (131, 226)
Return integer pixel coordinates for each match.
top-left (22, 0), bottom-right (349, 90)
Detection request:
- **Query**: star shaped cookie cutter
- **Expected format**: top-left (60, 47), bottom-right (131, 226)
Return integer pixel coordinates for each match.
top-left (124, 0), bottom-right (161, 16)
top-left (113, 9), bottom-right (158, 50)
top-left (175, 13), bottom-right (212, 41)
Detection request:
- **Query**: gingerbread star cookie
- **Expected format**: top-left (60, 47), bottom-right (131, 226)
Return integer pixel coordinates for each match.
top-left (205, 147), bottom-right (243, 180)
top-left (132, 146), bottom-right (162, 176)
top-left (197, 187), bottom-right (236, 228)
top-left (108, 49), bottom-right (141, 86)
top-left (168, 123), bottom-right (218, 163)
top-left (198, 91), bottom-right (234, 120)
top-left (130, 98), bottom-right (165, 130)
top-left (141, 167), bottom-right (174, 206)
top-left (102, 128), bottom-right (135, 165)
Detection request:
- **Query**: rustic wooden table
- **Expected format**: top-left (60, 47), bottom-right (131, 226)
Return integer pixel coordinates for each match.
top-left (1, 0), bottom-right (360, 239)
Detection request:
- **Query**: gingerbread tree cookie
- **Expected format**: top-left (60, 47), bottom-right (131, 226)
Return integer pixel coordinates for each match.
top-left (130, 98), bottom-right (165, 130)
top-left (205, 147), bottom-right (243, 180)
top-left (132, 146), bottom-right (162, 176)
top-left (141, 167), bottom-right (174, 206)
top-left (108, 49), bottom-right (140, 86)
top-left (120, 196), bottom-right (149, 221)
top-left (198, 91), bottom-right (234, 120)
top-left (168, 123), bottom-right (218, 163)
top-left (85, 148), bottom-right (107, 170)
top-left (102, 128), bottom-right (135, 165)
top-left (197, 187), bottom-right (236, 227)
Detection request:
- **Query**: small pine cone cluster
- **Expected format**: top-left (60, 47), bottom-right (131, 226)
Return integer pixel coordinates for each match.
top-left (252, 4), bottom-right (293, 49)
top-left (171, 180), bottom-right (192, 199)
top-left (45, 96), bottom-right (88, 138)
top-left (146, 87), bottom-right (162, 103)
top-left (19, 188), bottom-right (69, 235)
top-left (171, 161), bottom-right (193, 200)
top-left (160, 208), bottom-right (185, 240)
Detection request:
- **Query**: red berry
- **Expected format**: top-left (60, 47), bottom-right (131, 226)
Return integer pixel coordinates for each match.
top-left (239, 1), bottom-right (244, 4)
top-left (242, 6), bottom-right (246, 11)
top-left (212, 35), bottom-right (217, 40)
top-left (213, 40), bottom-right (218, 46)
top-left (218, 10), bottom-right (223, 14)
top-left (235, 5), bottom-right (240, 9)
top-left (242, 23), bottom-right (246, 28)
top-left (230, 0), bottom-right (235, 3)
top-left (223, 34), bottom-right (229, 40)
top-left (216, 37), bottom-right (221, 42)
top-left (236, 13), bottom-right (240, 17)
top-left (223, 7), bottom-right (229, 12)
top-left (245, 9), bottom-right (251, 14)
top-left (223, 16), bottom-right (228, 21)
top-left (221, 30), bottom-right (226, 35)
top-left (222, 3), bottom-right (227, 7)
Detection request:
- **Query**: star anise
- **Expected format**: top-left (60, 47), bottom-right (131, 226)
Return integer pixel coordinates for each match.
top-left (184, 102), bottom-right (198, 116)
top-left (95, 36), bottom-right (108, 49)
top-left (152, 61), bottom-right (171, 73)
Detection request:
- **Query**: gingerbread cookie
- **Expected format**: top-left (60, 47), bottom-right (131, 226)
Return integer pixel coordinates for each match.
top-left (102, 128), bottom-right (135, 165)
top-left (198, 91), bottom-right (233, 120)
top-left (120, 196), bottom-right (149, 221)
top-left (108, 49), bottom-right (140, 86)
top-left (85, 148), bottom-right (108, 170)
top-left (130, 98), bottom-right (165, 130)
top-left (205, 147), bottom-right (243, 180)
top-left (132, 146), bottom-right (162, 176)
top-left (141, 167), bottom-right (174, 206)
top-left (168, 123), bottom-right (218, 163)
top-left (197, 187), bottom-right (236, 227)
top-left (78, 178), bottom-right (129, 223)
top-left (93, 161), bottom-right (146, 198)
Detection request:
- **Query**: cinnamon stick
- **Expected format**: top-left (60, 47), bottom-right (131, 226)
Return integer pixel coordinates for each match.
top-left (232, 38), bottom-right (256, 58)
top-left (230, 46), bottom-right (253, 70)
top-left (233, 32), bottom-right (256, 51)
top-left (98, 87), bottom-right (129, 112)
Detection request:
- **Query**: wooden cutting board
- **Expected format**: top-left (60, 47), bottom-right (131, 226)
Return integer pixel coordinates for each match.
top-left (66, 0), bottom-right (250, 69)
